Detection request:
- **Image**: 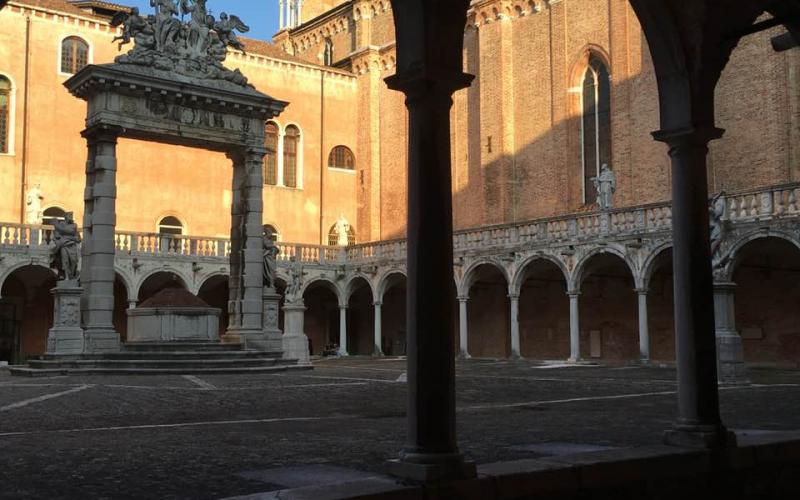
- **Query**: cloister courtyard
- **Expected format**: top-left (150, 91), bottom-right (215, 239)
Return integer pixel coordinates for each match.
top-left (1, 357), bottom-right (799, 499)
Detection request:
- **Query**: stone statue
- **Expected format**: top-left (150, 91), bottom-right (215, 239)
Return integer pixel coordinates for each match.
top-left (592, 164), bottom-right (616, 210)
top-left (50, 212), bottom-right (81, 281)
top-left (214, 13), bottom-right (249, 53)
top-left (111, 0), bottom-right (252, 87)
top-left (334, 215), bottom-right (351, 246)
top-left (25, 184), bottom-right (43, 225)
top-left (285, 256), bottom-right (307, 304)
top-left (710, 191), bottom-right (730, 272)
top-left (262, 233), bottom-right (279, 290)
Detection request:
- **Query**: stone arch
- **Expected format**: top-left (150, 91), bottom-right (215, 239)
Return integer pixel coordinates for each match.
top-left (300, 276), bottom-right (342, 303)
top-left (377, 269), bottom-right (407, 301)
top-left (460, 258), bottom-right (510, 297)
top-left (0, 262), bottom-right (53, 293)
top-left (640, 241), bottom-right (673, 290)
top-left (197, 272), bottom-right (230, 338)
top-left (510, 254), bottom-right (569, 296)
top-left (343, 273), bottom-right (376, 303)
top-left (721, 229), bottom-right (800, 282)
top-left (303, 276), bottom-right (342, 356)
top-left (571, 245), bottom-right (637, 292)
top-left (114, 268), bottom-right (133, 299)
top-left (0, 263), bottom-right (57, 361)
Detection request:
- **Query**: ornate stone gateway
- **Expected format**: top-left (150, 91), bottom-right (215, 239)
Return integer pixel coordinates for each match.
top-left (64, 1), bottom-right (287, 353)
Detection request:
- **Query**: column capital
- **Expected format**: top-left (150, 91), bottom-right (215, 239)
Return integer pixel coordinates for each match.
top-left (339, 304), bottom-right (349, 310)
top-left (635, 287), bottom-right (649, 295)
top-left (507, 293), bottom-right (520, 300)
top-left (651, 126), bottom-right (725, 148)
top-left (457, 295), bottom-right (469, 303)
top-left (712, 281), bottom-right (737, 291)
top-left (373, 301), bottom-right (383, 307)
top-left (385, 70), bottom-right (474, 101)
top-left (81, 124), bottom-right (122, 144)
top-left (567, 290), bottom-right (581, 298)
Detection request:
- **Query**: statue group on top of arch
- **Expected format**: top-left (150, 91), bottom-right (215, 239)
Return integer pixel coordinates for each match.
top-left (111, 0), bottom-right (252, 87)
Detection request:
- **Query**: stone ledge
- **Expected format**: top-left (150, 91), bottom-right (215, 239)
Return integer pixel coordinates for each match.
top-left (227, 437), bottom-right (800, 500)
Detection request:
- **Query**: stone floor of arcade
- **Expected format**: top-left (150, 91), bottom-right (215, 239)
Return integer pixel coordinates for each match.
top-left (1, 358), bottom-right (800, 499)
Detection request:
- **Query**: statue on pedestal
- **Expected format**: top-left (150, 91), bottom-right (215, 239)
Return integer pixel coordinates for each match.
top-left (262, 232), bottom-right (279, 290)
top-left (592, 164), bottom-right (616, 210)
top-left (25, 184), bottom-right (43, 225)
top-left (285, 256), bottom-right (306, 304)
top-left (49, 212), bottom-right (81, 281)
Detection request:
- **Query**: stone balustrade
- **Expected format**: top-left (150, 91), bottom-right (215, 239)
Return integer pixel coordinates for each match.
top-left (2, 182), bottom-right (799, 304)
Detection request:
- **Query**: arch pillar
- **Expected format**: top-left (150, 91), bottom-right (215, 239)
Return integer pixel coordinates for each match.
top-left (636, 288), bottom-right (650, 363)
top-left (713, 281), bottom-right (747, 384)
top-left (337, 304), bottom-right (348, 356)
top-left (509, 293), bottom-right (521, 359)
top-left (457, 295), bottom-right (470, 359)
top-left (567, 290), bottom-right (580, 362)
top-left (383, 0), bottom-right (475, 480)
top-left (373, 301), bottom-right (383, 356)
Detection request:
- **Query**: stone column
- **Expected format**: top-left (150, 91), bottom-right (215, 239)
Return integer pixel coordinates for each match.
top-left (279, 0), bottom-right (285, 29)
top-left (337, 304), bottom-right (348, 356)
top-left (384, 71), bottom-right (475, 481)
top-left (457, 296), bottom-right (470, 359)
top-left (283, 299), bottom-right (311, 365)
top-left (509, 293), bottom-right (521, 359)
top-left (568, 290), bottom-right (580, 362)
top-left (636, 288), bottom-right (651, 363)
top-left (80, 126), bottom-right (121, 353)
top-left (225, 147), bottom-right (266, 344)
top-left (373, 301), bottom-right (384, 356)
top-left (714, 281), bottom-right (747, 384)
top-left (654, 128), bottom-right (728, 448)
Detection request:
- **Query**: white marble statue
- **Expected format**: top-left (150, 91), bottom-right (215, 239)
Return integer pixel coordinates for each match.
top-left (334, 215), bottom-right (350, 246)
top-left (285, 256), bottom-right (307, 304)
top-left (592, 164), bottom-right (616, 210)
top-left (25, 184), bottom-right (43, 225)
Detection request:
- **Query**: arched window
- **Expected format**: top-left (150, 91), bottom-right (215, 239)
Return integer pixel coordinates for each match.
top-left (283, 125), bottom-right (300, 188)
top-left (328, 146), bottom-right (355, 170)
top-left (61, 37), bottom-right (89, 75)
top-left (581, 55), bottom-right (611, 204)
top-left (42, 207), bottom-right (66, 227)
top-left (323, 38), bottom-right (334, 66)
top-left (158, 216), bottom-right (183, 235)
top-left (328, 223), bottom-right (356, 246)
top-left (263, 224), bottom-right (280, 241)
top-left (264, 122), bottom-right (279, 186)
top-left (0, 76), bottom-right (10, 154)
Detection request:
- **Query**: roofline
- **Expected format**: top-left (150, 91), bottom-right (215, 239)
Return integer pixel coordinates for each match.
top-left (7, 0), bottom-right (109, 23)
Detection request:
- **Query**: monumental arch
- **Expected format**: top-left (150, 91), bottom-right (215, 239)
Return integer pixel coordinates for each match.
top-left (63, 4), bottom-right (287, 352)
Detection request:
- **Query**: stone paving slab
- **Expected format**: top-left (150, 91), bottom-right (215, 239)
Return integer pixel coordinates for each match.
top-left (0, 359), bottom-right (798, 499)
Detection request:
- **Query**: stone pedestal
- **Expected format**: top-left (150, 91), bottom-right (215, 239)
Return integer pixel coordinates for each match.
top-left (242, 288), bottom-right (283, 351)
top-left (282, 301), bottom-right (310, 365)
top-left (47, 280), bottom-right (84, 354)
top-left (714, 282), bottom-right (748, 384)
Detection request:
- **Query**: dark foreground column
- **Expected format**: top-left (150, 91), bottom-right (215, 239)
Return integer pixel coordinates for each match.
top-left (81, 126), bottom-right (121, 352)
top-left (385, 72), bottom-right (475, 482)
top-left (654, 127), bottom-right (730, 448)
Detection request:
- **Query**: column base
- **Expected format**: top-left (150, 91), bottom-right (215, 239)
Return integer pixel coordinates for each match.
top-left (243, 331), bottom-right (283, 352)
top-left (663, 425), bottom-right (736, 449)
top-left (83, 329), bottom-right (120, 353)
top-left (386, 454), bottom-right (476, 483)
top-left (567, 356), bottom-right (581, 363)
top-left (373, 347), bottom-right (384, 357)
top-left (509, 352), bottom-right (523, 360)
top-left (283, 334), bottom-right (311, 365)
top-left (457, 351), bottom-right (471, 360)
top-left (220, 333), bottom-right (243, 344)
top-left (717, 333), bottom-right (749, 385)
top-left (47, 328), bottom-right (85, 355)
top-left (337, 349), bottom-right (349, 357)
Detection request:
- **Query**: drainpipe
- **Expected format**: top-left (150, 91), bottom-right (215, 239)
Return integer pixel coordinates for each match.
top-left (319, 70), bottom-right (325, 244)
top-left (19, 14), bottom-right (31, 223)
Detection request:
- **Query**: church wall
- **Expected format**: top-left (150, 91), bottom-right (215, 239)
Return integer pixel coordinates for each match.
top-left (377, 70), bottom-right (407, 240)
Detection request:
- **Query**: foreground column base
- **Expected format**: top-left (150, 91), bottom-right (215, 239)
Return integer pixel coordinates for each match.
top-left (717, 334), bottom-right (749, 385)
top-left (387, 455), bottom-right (476, 483)
top-left (664, 425), bottom-right (736, 449)
top-left (83, 329), bottom-right (121, 353)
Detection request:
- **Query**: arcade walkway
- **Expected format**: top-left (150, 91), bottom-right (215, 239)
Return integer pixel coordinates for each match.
top-left (1, 358), bottom-right (798, 499)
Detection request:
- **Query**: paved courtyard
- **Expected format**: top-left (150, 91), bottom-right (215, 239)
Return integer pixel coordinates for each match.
top-left (1, 358), bottom-right (799, 499)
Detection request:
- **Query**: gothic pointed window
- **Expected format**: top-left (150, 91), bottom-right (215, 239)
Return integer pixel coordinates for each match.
top-left (581, 55), bottom-right (611, 204)
top-left (323, 38), bottom-right (334, 66)
top-left (61, 37), bottom-right (89, 74)
top-left (283, 125), bottom-right (300, 188)
top-left (264, 122), bottom-right (279, 185)
top-left (0, 76), bottom-right (10, 154)
top-left (328, 146), bottom-right (355, 170)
